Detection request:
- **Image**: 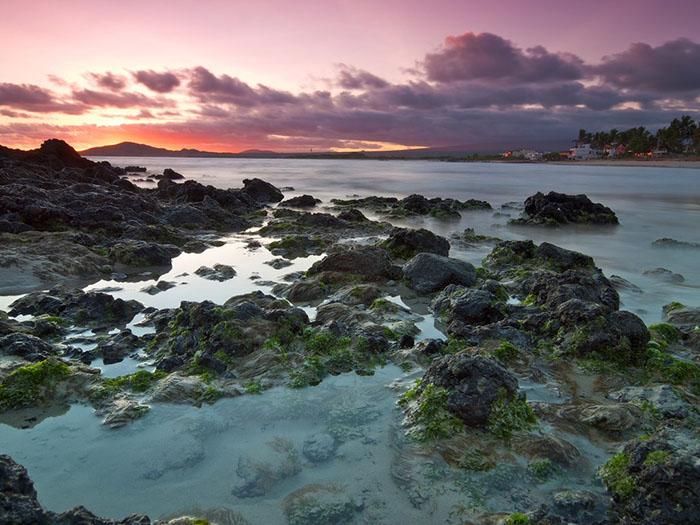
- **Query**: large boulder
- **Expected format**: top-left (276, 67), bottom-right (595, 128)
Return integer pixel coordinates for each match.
top-left (431, 286), bottom-right (504, 325)
top-left (280, 194), bottom-right (320, 207)
top-left (9, 288), bottom-right (143, 328)
top-left (109, 240), bottom-right (181, 267)
top-left (511, 191), bottom-right (619, 225)
top-left (403, 253), bottom-right (476, 294)
top-left (421, 351), bottom-right (519, 427)
top-left (242, 178), bottom-right (283, 203)
top-left (161, 168), bottom-right (183, 180)
top-left (382, 227), bottom-right (450, 259)
top-left (601, 423), bottom-right (700, 524)
top-left (534, 242), bottom-right (594, 271)
top-left (0, 333), bottom-right (54, 361)
top-left (307, 246), bottom-right (401, 281)
top-left (551, 300), bottom-right (649, 362)
top-left (528, 269), bottom-right (620, 311)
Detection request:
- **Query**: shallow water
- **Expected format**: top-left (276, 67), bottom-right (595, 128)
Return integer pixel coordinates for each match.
top-left (0, 366), bottom-right (609, 523)
top-left (2, 158), bottom-right (699, 522)
top-left (93, 156), bottom-right (700, 324)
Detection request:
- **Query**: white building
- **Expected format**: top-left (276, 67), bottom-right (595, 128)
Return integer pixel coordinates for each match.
top-left (568, 144), bottom-right (602, 160)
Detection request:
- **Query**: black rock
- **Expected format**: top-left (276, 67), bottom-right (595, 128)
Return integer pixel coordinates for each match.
top-left (242, 178), bottom-right (283, 203)
top-left (604, 423), bottom-right (700, 524)
top-left (420, 351), bottom-right (519, 427)
top-left (511, 191), bottom-right (618, 225)
top-left (162, 168), bottom-right (184, 180)
top-left (398, 334), bottom-right (415, 349)
top-left (404, 253), bottom-right (476, 294)
top-left (337, 208), bottom-right (367, 222)
top-left (308, 246), bottom-right (402, 281)
top-left (280, 194), bottom-right (321, 207)
top-left (431, 286), bottom-right (503, 325)
top-left (0, 333), bottom-right (54, 360)
top-left (383, 227), bottom-right (450, 259)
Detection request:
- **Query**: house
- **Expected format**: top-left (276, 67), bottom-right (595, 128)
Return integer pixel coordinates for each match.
top-left (568, 143), bottom-right (602, 160)
top-left (605, 143), bottom-right (627, 158)
top-left (504, 149), bottom-right (543, 160)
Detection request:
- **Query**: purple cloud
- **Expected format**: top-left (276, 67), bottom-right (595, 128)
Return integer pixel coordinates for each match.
top-left (0, 83), bottom-right (84, 114)
top-left (71, 88), bottom-right (169, 109)
top-left (133, 70), bottom-right (181, 93)
top-left (189, 66), bottom-right (257, 103)
top-left (0, 109), bottom-right (32, 118)
top-left (188, 66), bottom-right (299, 107)
top-left (595, 38), bottom-right (700, 91)
top-left (423, 32), bottom-right (584, 83)
top-left (336, 65), bottom-right (389, 89)
top-left (88, 71), bottom-right (127, 91)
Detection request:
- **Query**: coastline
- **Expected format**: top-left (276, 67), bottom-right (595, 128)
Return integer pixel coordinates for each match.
top-left (545, 158), bottom-right (700, 169)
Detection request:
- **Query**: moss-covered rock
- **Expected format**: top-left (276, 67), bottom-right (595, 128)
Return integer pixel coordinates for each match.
top-left (0, 358), bottom-right (70, 411)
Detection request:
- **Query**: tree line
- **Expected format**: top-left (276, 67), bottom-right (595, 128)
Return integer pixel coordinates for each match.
top-left (577, 115), bottom-right (700, 154)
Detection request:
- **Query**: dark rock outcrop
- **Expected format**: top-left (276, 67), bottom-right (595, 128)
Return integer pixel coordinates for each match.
top-left (510, 191), bottom-right (618, 225)
top-left (382, 227), bottom-right (450, 259)
top-left (307, 246), bottom-right (401, 281)
top-left (421, 351), bottom-right (519, 426)
top-left (602, 423), bottom-right (700, 525)
top-left (242, 178), bottom-right (283, 202)
top-left (431, 286), bottom-right (504, 325)
top-left (642, 267), bottom-right (685, 283)
top-left (404, 253), bottom-right (476, 294)
top-left (161, 168), bottom-right (183, 180)
top-left (9, 288), bottom-right (143, 328)
top-left (280, 194), bottom-right (321, 207)
top-left (109, 240), bottom-right (181, 267)
top-left (0, 333), bottom-right (54, 361)
top-left (337, 208), bottom-right (367, 222)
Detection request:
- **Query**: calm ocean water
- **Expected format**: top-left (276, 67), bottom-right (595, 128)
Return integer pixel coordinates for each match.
top-left (92, 156), bottom-right (700, 324)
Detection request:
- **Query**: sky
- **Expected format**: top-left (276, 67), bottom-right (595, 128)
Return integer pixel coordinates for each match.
top-left (1, 0), bottom-right (699, 152)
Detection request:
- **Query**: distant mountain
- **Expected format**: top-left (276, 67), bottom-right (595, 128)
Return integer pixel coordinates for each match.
top-left (81, 139), bottom-right (569, 160)
top-left (80, 142), bottom-right (285, 158)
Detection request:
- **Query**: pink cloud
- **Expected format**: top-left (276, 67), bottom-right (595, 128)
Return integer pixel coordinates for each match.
top-left (88, 71), bottom-right (127, 91)
top-left (133, 70), bottom-right (181, 93)
top-left (0, 83), bottom-right (84, 114)
top-left (71, 88), bottom-right (170, 109)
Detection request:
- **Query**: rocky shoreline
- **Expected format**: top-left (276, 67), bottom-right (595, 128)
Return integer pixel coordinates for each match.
top-left (1, 141), bottom-right (699, 524)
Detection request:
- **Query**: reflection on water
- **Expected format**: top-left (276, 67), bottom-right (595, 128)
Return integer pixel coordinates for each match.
top-left (83, 235), bottom-right (324, 311)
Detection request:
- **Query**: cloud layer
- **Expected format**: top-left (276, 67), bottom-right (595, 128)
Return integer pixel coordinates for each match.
top-left (1, 32), bottom-right (699, 151)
